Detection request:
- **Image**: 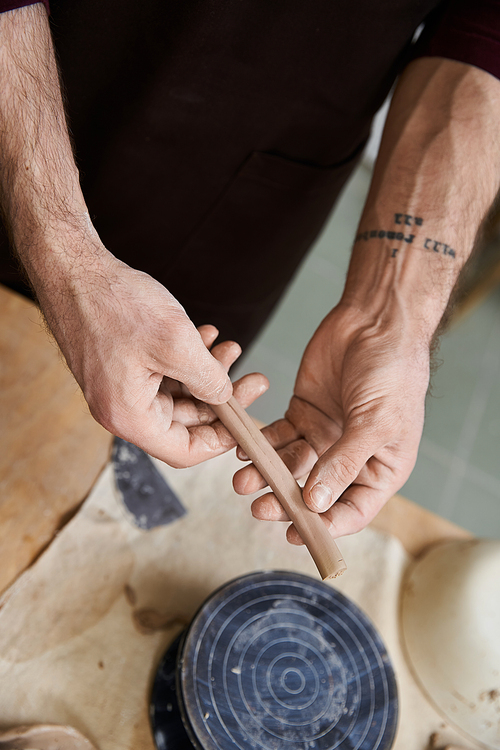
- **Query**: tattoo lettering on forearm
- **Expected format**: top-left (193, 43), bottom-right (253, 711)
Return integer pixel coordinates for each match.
top-left (354, 211), bottom-right (456, 260)
top-left (423, 237), bottom-right (456, 257)
top-left (394, 213), bottom-right (423, 226)
top-left (355, 212), bottom-right (421, 245)
top-left (355, 229), bottom-right (415, 244)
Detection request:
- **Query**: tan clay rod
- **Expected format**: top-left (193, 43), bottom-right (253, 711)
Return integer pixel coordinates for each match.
top-left (213, 396), bottom-right (347, 580)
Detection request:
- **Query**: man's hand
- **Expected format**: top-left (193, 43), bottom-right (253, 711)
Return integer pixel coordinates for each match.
top-left (0, 3), bottom-right (268, 468)
top-left (233, 302), bottom-right (428, 540)
top-left (235, 56), bottom-right (500, 541)
top-left (38, 245), bottom-right (268, 466)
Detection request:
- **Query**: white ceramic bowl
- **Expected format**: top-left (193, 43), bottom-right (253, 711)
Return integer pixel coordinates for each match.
top-left (400, 539), bottom-right (500, 749)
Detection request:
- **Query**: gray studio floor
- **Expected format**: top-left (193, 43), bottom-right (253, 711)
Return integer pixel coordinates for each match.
top-left (232, 161), bottom-right (500, 538)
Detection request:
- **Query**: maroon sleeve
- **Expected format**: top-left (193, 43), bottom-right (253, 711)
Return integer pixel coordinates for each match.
top-left (414, 0), bottom-right (500, 80)
top-left (0, 0), bottom-right (49, 13)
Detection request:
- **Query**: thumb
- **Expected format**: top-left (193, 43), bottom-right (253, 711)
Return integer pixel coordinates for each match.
top-left (173, 326), bottom-right (233, 404)
top-left (303, 429), bottom-right (373, 512)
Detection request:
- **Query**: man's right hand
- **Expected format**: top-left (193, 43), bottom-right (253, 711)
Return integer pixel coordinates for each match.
top-left (0, 5), bottom-right (267, 467)
top-left (35, 242), bottom-right (268, 467)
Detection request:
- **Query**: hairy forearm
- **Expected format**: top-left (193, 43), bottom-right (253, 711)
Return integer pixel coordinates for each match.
top-left (245, 60), bottom-right (500, 537)
top-left (0, 4), bottom-right (104, 293)
top-left (0, 5), bottom-right (255, 465)
top-left (342, 57), bottom-right (500, 343)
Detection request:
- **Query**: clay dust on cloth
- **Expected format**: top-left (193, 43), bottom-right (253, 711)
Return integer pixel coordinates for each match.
top-left (0, 446), bottom-right (478, 750)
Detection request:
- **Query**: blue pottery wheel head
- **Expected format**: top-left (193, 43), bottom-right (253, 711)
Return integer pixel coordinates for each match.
top-left (151, 570), bottom-right (398, 750)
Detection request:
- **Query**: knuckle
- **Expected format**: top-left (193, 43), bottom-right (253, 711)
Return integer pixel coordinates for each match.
top-left (281, 439), bottom-right (318, 477)
top-left (327, 496), bottom-right (368, 536)
top-left (330, 454), bottom-right (359, 486)
top-left (343, 494), bottom-right (379, 533)
top-left (344, 497), bottom-right (368, 527)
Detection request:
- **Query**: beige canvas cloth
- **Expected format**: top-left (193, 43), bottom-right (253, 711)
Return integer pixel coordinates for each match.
top-left (0, 450), bottom-right (477, 750)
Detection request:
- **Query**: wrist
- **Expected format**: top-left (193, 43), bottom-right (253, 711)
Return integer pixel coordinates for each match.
top-left (338, 276), bottom-right (442, 360)
top-left (341, 210), bottom-right (464, 345)
top-left (15, 213), bottom-right (115, 300)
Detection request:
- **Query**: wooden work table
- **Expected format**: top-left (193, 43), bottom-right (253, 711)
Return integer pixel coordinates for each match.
top-left (0, 284), bottom-right (112, 596)
top-left (0, 283), bottom-right (471, 598)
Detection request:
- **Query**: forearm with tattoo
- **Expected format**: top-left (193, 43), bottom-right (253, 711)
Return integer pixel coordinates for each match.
top-left (342, 57), bottom-right (500, 344)
top-left (355, 213), bottom-right (456, 259)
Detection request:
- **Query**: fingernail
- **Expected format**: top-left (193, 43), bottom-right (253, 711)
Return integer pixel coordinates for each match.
top-left (310, 482), bottom-right (332, 512)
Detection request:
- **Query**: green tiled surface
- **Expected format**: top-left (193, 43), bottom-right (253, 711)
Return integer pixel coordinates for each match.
top-left (235, 162), bottom-right (500, 537)
top-left (421, 334), bottom-right (492, 460)
top-left (453, 474), bottom-right (500, 537)
top-left (398, 444), bottom-right (452, 515)
top-left (467, 296), bottom-right (500, 477)
top-left (257, 259), bottom-right (345, 364)
top-left (411, 288), bottom-right (500, 530)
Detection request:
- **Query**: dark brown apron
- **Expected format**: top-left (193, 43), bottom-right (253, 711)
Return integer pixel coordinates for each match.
top-left (0, 0), bottom-right (442, 349)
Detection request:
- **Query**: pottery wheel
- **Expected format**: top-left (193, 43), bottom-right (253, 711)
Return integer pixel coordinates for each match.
top-left (151, 571), bottom-right (398, 750)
